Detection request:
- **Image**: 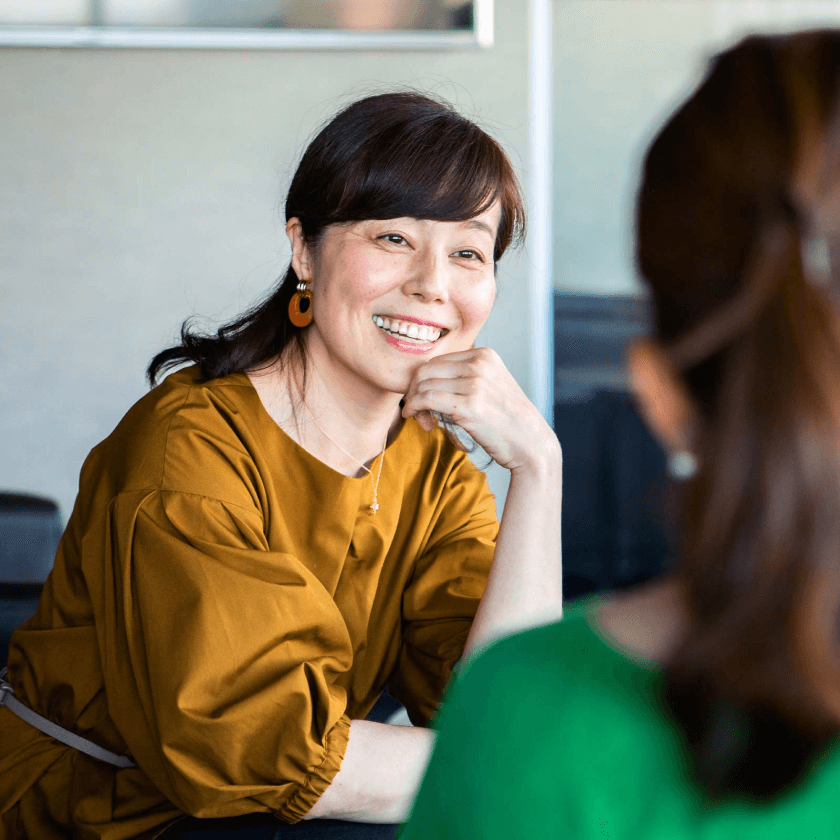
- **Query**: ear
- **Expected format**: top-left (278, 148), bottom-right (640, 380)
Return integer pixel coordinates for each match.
top-left (626, 339), bottom-right (699, 456)
top-left (286, 218), bottom-right (314, 282)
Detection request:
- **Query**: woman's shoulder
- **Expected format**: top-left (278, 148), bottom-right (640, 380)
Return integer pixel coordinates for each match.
top-left (473, 581), bottom-right (686, 680)
top-left (102, 366), bottom-right (254, 433)
top-left (465, 594), bottom-right (624, 668)
top-left (102, 367), bottom-right (257, 450)
top-left (422, 597), bottom-right (840, 840)
top-left (145, 365), bottom-right (259, 419)
top-left (417, 599), bottom-right (684, 835)
top-left (80, 367), bottom-right (270, 506)
top-left (451, 595), bottom-right (662, 723)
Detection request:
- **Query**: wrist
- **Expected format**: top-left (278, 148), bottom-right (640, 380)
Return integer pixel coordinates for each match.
top-left (510, 435), bottom-right (562, 479)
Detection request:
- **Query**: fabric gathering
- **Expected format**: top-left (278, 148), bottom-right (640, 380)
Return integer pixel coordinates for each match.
top-left (1, 367), bottom-right (497, 835)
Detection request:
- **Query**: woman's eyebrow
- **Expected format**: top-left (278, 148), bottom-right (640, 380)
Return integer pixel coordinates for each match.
top-left (462, 219), bottom-right (495, 238)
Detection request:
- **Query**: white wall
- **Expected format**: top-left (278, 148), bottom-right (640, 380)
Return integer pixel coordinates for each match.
top-left (553, 0), bottom-right (840, 296)
top-left (0, 1), bottom-right (534, 520)
top-left (11, 0), bottom-right (840, 521)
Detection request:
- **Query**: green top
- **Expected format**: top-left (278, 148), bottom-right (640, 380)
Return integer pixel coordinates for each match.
top-left (401, 596), bottom-right (840, 840)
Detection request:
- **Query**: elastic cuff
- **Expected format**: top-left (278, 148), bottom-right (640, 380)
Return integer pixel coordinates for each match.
top-left (272, 715), bottom-right (351, 823)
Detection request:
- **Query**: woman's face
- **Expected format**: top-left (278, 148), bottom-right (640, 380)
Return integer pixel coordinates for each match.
top-left (289, 202), bottom-right (500, 396)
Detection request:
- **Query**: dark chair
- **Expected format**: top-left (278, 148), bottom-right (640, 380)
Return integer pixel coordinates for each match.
top-left (0, 491), bottom-right (63, 666)
top-left (555, 391), bottom-right (674, 599)
top-left (365, 690), bottom-right (406, 724)
top-left (553, 293), bottom-right (674, 599)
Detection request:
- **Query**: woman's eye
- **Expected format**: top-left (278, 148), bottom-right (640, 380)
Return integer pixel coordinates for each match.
top-left (453, 249), bottom-right (483, 262)
top-left (382, 234), bottom-right (408, 245)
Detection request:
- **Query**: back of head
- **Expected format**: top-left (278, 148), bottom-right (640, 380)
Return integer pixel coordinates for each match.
top-left (636, 31), bottom-right (840, 800)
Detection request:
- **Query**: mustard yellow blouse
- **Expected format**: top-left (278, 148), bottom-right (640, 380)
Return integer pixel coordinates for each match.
top-left (0, 367), bottom-right (497, 839)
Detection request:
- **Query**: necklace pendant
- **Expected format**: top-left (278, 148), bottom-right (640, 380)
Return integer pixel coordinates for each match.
top-left (370, 502), bottom-right (379, 512)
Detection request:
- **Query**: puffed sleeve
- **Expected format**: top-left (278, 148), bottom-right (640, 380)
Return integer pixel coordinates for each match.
top-left (95, 488), bottom-right (352, 822)
top-left (388, 455), bottom-right (498, 725)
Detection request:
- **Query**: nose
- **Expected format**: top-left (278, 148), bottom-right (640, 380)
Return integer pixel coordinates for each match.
top-left (401, 248), bottom-right (450, 304)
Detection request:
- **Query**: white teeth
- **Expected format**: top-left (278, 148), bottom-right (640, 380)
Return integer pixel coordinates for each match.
top-left (372, 315), bottom-right (443, 343)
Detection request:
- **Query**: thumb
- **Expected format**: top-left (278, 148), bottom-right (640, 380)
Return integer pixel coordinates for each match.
top-left (415, 410), bottom-right (436, 432)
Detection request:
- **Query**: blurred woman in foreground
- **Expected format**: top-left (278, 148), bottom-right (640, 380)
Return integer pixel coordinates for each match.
top-left (403, 31), bottom-right (840, 838)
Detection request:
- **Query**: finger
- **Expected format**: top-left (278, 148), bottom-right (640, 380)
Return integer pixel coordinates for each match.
top-left (414, 347), bottom-right (489, 372)
top-left (412, 377), bottom-right (475, 397)
top-left (415, 409), bottom-right (436, 432)
top-left (427, 347), bottom-right (485, 363)
top-left (402, 389), bottom-right (462, 421)
top-left (410, 363), bottom-right (483, 392)
top-left (413, 348), bottom-right (502, 384)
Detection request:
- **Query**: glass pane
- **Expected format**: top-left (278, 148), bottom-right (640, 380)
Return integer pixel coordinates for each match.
top-left (101, 0), bottom-right (274, 26)
top-left (553, 0), bottom-right (840, 297)
top-left (99, 0), bottom-right (471, 29)
top-left (281, 0), bottom-right (471, 30)
top-left (0, 0), bottom-right (91, 25)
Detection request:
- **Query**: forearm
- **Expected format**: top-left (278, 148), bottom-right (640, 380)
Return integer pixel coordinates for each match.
top-left (304, 719), bottom-right (435, 823)
top-left (463, 440), bottom-right (563, 658)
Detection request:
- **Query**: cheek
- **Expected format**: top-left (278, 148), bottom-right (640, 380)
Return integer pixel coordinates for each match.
top-left (337, 251), bottom-right (395, 304)
top-left (458, 284), bottom-right (496, 332)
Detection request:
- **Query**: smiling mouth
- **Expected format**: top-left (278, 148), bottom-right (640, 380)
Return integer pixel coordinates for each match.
top-left (372, 315), bottom-right (449, 344)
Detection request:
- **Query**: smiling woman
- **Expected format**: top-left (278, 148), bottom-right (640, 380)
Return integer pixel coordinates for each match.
top-left (148, 92), bottom-right (522, 466)
top-left (0, 92), bottom-right (562, 840)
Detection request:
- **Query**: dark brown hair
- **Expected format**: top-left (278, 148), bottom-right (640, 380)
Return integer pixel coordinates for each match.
top-left (637, 30), bottom-right (840, 801)
top-left (147, 91), bottom-right (525, 386)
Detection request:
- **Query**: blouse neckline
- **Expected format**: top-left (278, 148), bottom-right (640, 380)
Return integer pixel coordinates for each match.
top-left (227, 371), bottom-right (415, 484)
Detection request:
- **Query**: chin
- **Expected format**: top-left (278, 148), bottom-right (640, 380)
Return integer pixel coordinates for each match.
top-left (367, 366), bottom-right (414, 396)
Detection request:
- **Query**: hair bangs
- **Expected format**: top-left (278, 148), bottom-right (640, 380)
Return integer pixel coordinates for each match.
top-left (324, 106), bottom-right (524, 261)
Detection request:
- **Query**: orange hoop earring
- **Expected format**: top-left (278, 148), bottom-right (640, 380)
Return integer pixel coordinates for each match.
top-left (288, 280), bottom-right (313, 328)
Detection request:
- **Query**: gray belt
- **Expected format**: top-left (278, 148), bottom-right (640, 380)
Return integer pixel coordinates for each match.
top-left (0, 668), bottom-right (136, 768)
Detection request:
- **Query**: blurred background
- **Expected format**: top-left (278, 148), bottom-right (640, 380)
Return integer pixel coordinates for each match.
top-left (0, 0), bottom-right (474, 30)
top-left (5, 1), bottom-right (840, 629)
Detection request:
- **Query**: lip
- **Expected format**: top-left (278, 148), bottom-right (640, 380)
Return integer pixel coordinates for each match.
top-left (380, 331), bottom-right (439, 355)
top-left (374, 313), bottom-right (451, 331)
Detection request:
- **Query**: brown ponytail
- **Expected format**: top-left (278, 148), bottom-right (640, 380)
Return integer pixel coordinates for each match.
top-left (637, 31), bottom-right (840, 799)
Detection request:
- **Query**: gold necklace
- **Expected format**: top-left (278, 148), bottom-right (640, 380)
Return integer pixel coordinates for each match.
top-left (301, 400), bottom-right (388, 513)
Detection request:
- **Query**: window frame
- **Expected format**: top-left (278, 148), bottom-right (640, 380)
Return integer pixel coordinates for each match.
top-left (0, 0), bottom-right (493, 49)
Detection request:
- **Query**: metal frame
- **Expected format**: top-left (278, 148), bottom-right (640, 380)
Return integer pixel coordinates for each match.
top-left (0, 0), bottom-right (492, 49)
top-left (528, 0), bottom-right (553, 423)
